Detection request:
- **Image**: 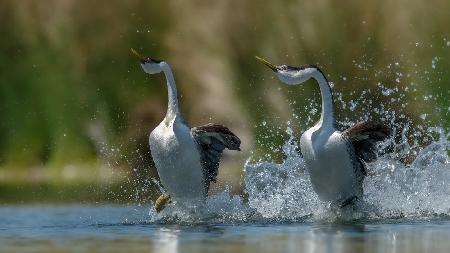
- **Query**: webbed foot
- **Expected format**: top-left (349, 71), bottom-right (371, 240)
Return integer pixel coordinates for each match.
top-left (155, 194), bottom-right (171, 213)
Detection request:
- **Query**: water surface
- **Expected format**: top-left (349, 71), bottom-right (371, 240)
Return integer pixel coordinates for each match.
top-left (2, 205), bottom-right (450, 253)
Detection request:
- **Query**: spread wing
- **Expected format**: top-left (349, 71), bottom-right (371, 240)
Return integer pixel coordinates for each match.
top-left (191, 123), bottom-right (241, 192)
top-left (343, 121), bottom-right (390, 164)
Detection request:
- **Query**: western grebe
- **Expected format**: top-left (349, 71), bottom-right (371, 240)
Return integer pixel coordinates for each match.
top-left (131, 49), bottom-right (241, 212)
top-left (256, 56), bottom-right (390, 207)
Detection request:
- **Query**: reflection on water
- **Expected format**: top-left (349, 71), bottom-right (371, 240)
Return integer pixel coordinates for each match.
top-left (1, 206), bottom-right (450, 253)
top-left (155, 227), bottom-right (179, 253)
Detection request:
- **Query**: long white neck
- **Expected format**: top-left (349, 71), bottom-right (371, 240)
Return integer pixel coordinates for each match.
top-left (311, 70), bottom-right (335, 129)
top-left (160, 62), bottom-right (180, 121)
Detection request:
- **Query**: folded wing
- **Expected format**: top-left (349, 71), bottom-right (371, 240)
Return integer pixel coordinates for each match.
top-left (191, 123), bottom-right (241, 192)
top-left (343, 121), bottom-right (390, 164)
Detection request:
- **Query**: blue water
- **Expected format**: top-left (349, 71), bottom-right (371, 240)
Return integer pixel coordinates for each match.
top-left (1, 205), bottom-right (450, 253)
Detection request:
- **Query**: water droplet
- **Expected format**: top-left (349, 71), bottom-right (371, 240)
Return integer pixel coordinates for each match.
top-left (381, 87), bottom-right (394, 96)
top-left (432, 56), bottom-right (438, 69)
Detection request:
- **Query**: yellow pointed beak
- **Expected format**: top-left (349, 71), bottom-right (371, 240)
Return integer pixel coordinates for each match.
top-left (255, 56), bottom-right (278, 72)
top-left (131, 48), bottom-right (146, 62)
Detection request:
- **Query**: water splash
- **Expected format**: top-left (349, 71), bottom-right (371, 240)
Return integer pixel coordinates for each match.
top-left (148, 126), bottom-right (448, 223)
top-left (244, 127), bottom-right (325, 220)
top-left (244, 126), bottom-right (450, 221)
top-left (145, 102), bottom-right (449, 224)
top-left (148, 189), bottom-right (258, 224)
top-left (364, 127), bottom-right (450, 217)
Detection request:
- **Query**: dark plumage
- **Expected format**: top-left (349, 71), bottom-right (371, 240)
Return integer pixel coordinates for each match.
top-left (345, 121), bottom-right (390, 176)
top-left (343, 121), bottom-right (390, 163)
top-left (191, 123), bottom-right (241, 193)
top-left (336, 121), bottom-right (390, 205)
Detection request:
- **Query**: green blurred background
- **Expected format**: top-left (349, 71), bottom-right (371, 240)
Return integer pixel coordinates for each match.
top-left (0, 0), bottom-right (448, 203)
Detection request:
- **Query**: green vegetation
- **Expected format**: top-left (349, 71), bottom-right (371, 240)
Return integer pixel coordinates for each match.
top-left (0, 1), bottom-right (448, 203)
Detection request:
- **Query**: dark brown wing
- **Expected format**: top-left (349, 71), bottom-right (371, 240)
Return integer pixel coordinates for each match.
top-left (343, 121), bottom-right (390, 163)
top-left (191, 123), bottom-right (241, 192)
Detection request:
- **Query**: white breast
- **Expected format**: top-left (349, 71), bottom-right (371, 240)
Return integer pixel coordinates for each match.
top-left (300, 127), bottom-right (359, 202)
top-left (149, 118), bottom-right (205, 202)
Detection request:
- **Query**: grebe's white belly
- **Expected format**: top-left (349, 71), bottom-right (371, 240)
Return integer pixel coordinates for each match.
top-left (300, 128), bottom-right (359, 202)
top-left (149, 120), bottom-right (205, 202)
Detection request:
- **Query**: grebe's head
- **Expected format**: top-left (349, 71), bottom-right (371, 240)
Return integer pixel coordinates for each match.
top-left (256, 56), bottom-right (321, 85)
top-left (131, 48), bottom-right (163, 74)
